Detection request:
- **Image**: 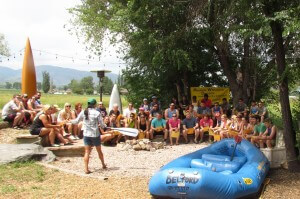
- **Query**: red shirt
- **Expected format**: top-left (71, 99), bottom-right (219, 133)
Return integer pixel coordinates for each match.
top-left (201, 99), bottom-right (212, 108)
top-left (200, 118), bottom-right (213, 128)
top-left (169, 119), bottom-right (180, 128)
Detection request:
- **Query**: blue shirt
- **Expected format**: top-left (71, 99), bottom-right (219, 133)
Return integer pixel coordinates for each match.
top-left (151, 118), bottom-right (166, 128)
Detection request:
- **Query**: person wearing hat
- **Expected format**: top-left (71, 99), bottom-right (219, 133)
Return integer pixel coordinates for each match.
top-left (150, 96), bottom-right (161, 110)
top-left (71, 98), bottom-right (107, 174)
top-left (140, 98), bottom-right (150, 112)
top-left (1, 94), bottom-right (25, 129)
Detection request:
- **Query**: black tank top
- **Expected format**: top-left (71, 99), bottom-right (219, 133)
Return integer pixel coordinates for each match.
top-left (140, 121), bottom-right (147, 131)
top-left (30, 114), bottom-right (45, 130)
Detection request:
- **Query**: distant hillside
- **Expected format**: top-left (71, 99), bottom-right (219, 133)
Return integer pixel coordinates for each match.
top-left (0, 65), bottom-right (118, 86)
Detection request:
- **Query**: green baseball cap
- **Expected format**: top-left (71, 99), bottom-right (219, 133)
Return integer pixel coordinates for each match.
top-left (87, 98), bottom-right (97, 105)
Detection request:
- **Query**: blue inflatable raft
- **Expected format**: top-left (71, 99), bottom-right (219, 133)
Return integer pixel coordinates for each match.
top-left (149, 139), bottom-right (269, 199)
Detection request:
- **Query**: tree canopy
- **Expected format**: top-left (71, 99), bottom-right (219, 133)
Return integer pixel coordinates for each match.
top-left (69, 0), bottom-right (300, 169)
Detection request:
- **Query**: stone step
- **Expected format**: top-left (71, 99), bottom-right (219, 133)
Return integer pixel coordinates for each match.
top-left (0, 121), bottom-right (10, 129)
top-left (46, 139), bottom-right (85, 157)
top-left (16, 134), bottom-right (41, 144)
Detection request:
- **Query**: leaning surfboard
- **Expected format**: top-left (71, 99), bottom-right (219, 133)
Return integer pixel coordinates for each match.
top-left (21, 38), bottom-right (37, 98)
top-left (109, 84), bottom-right (122, 113)
top-left (149, 139), bottom-right (269, 199)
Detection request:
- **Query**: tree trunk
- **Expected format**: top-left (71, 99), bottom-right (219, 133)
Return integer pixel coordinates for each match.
top-left (175, 81), bottom-right (182, 102)
top-left (242, 38), bottom-right (251, 104)
top-left (216, 40), bottom-right (243, 105)
top-left (270, 20), bottom-right (299, 171)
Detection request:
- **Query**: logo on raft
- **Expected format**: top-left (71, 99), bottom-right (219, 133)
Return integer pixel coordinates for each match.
top-left (166, 175), bottom-right (200, 184)
top-left (243, 178), bottom-right (253, 185)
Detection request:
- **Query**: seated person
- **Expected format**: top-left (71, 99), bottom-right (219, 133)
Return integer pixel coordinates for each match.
top-left (20, 94), bottom-right (36, 125)
top-left (58, 103), bottom-right (78, 140)
top-left (125, 113), bottom-right (137, 140)
top-left (73, 103), bottom-right (83, 139)
top-left (100, 116), bottom-right (115, 143)
top-left (251, 118), bottom-right (276, 148)
top-left (185, 104), bottom-right (197, 118)
top-left (244, 115), bottom-right (258, 140)
top-left (221, 98), bottom-right (231, 117)
top-left (109, 113), bottom-right (123, 143)
top-left (138, 113), bottom-right (149, 139)
top-left (182, 112), bottom-right (199, 144)
top-left (109, 103), bottom-right (121, 117)
top-left (138, 107), bottom-right (149, 120)
top-left (199, 114), bottom-right (213, 142)
top-left (30, 105), bottom-right (70, 147)
top-left (211, 102), bottom-right (223, 126)
top-left (1, 94), bottom-right (25, 128)
top-left (96, 101), bottom-right (107, 117)
top-left (27, 95), bottom-right (42, 113)
top-left (150, 96), bottom-right (161, 110)
top-left (201, 93), bottom-right (212, 108)
top-left (249, 101), bottom-right (259, 115)
top-left (197, 102), bottom-right (211, 119)
top-left (164, 103), bottom-right (179, 121)
top-left (240, 116), bottom-right (253, 138)
top-left (257, 101), bottom-right (268, 122)
top-left (168, 113), bottom-right (181, 145)
top-left (124, 103), bottom-right (137, 119)
top-left (227, 114), bottom-right (243, 138)
top-left (140, 98), bottom-right (151, 112)
top-left (233, 98), bottom-right (247, 116)
top-left (149, 112), bottom-right (168, 141)
top-left (149, 103), bottom-right (160, 121)
top-left (212, 114), bottom-right (230, 139)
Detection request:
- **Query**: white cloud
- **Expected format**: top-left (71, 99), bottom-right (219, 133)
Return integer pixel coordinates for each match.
top-left (0, 0), bottom-right (126, 74)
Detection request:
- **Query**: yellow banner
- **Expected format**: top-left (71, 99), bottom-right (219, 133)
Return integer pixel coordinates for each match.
top-left (190, 87), bottom-right (230, 105)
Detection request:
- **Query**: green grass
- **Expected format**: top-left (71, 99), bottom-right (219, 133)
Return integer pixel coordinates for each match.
top-left (0, 89), bottom-right (128, 110)
top-left (0, 161), bottom-right (46, 194)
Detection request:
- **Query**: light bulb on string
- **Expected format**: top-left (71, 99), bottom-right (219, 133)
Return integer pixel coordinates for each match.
top-left (56, 54), bottom-right (58, 59)
top-left (13, 54), bottom-right (15, 58)
top-left (72, 58), bottom-right (74, 63)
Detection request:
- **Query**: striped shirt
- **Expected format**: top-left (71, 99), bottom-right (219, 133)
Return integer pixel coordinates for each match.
top-left (71, 108), bottom-right (105, 137)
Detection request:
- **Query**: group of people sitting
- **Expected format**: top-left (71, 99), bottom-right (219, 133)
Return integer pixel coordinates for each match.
top-left (1, 93), bottom-right (276, 149)
top-left (108, 94), bottom-right (276, 148)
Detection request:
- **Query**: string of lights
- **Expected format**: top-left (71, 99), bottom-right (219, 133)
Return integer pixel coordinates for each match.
top-left (1, 47), bottom-right (299, 65)
top-left (0, 47), bottom-right (127, 66)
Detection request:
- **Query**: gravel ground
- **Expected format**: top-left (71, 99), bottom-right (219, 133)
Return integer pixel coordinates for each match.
top-left (50, 143), bottom-right (208, 177)
top-left (1, 128), bottom-right (300, 198)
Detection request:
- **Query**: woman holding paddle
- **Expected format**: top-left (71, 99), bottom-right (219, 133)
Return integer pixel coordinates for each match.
top-left (71, 98), bottom-right (107, 174)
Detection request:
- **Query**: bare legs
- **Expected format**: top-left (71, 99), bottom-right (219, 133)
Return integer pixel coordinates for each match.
top-left (84, 145), bottom-right (107, 174)
top-left (13, 112), bottom-right (25, 127)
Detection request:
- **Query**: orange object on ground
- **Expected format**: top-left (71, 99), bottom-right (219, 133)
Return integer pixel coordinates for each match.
top-left (21, 38), bottom-right (37, 98)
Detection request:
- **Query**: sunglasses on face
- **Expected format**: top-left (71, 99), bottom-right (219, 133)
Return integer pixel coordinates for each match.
top-left (66, 105), bottom-right (71, 108)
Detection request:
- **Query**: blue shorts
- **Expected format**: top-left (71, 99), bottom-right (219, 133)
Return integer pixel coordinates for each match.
top-left (83, 136), bottom-right (101, 146)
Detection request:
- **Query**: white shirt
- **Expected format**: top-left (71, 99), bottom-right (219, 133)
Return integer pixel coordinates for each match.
top-left (71, 108), bottom-right (105, 137)
top-left (123, 108), bottom-right (136, 118)
top-left (2, 100), bottom-right (18, 119)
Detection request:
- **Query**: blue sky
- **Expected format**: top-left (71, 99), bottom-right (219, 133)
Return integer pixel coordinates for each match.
top-left (0, 0), bottom-right (125, 74)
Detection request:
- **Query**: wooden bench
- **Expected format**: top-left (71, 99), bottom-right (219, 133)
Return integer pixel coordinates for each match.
top-left (260, 130), bottom-right (287, 168)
